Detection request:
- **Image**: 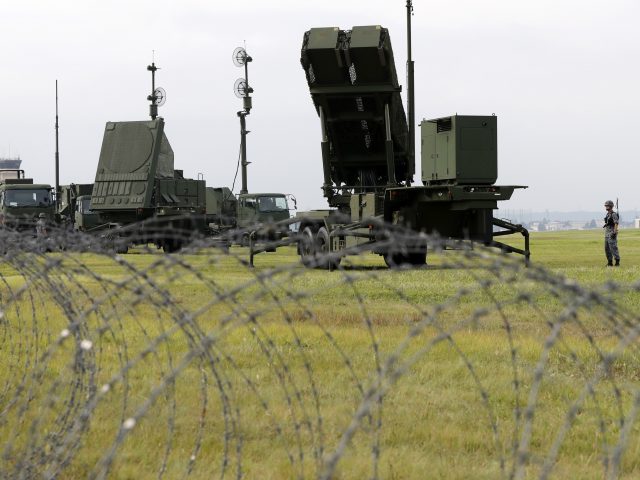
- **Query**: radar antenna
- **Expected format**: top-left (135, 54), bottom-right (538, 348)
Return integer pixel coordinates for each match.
top-left (153, 87), bottom-right (167, 106)
top-left (232, 47), bottom-right (250, 67)
top-left (232, 46), bottom-right (254, 195)
top-left (234, 78), bottom-right (250, 98)
top-left (146, 59), bottom-right (166, 120)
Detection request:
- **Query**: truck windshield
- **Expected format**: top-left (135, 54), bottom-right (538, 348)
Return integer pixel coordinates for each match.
top-left (79, 197), bottom-right (93, 214)
top-left (4, 189), bottom-right (52, 207)
top-left (257, 196), bottom-right (288, 212)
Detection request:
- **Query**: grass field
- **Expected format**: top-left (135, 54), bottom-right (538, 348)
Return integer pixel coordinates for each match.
top-left (1, 229), bottom-right (639, 479)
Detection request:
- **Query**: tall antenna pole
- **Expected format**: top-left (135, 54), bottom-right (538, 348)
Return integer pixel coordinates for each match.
top-left (147, 62), bottom-right (158, 120)
top-left (146, 53), bottom-right (166, 120)
top-left (55, 80), bottom-right (60, 211)
top-left (233, 46), bottom-right (253, 195)
top-left (406, 0), bottom-right (415, 183)
top-left (240, 55), bottom-right (253, 195)
top-left (239, 113), bottom-right (249, 195)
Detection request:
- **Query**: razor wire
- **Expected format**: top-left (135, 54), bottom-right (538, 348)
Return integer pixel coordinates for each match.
top-left (0, 218), bottom-right (638, 479)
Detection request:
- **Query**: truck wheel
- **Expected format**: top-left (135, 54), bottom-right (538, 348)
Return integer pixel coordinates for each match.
top-left (384, 249), bottom-right (426, 268)
top-left (115, 245), bottom-right (129, 255)
top-left (113, 237), bottom-right (129, 254)
top-left (384, 253), bottom-right (404, 268)
top-left (162, 238), bottom-right (182, 253)
top-left (299, 227), bottom-right (315, 266)
top-left (409, 250), bottom-right (427, 266)
top-left (315, 227), bottom-right (341, 270)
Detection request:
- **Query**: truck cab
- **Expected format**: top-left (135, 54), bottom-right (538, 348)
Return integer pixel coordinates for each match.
top-left (57, 183), bottom-right (94, 227)
top-left (235, 193), bottom-right (295, 247)
top-left (236, 193), bottom-right (292, 228)
top-left (0, 169), bottom-right (54, 230)
top-left (74, 194), bottom-right (102, 231)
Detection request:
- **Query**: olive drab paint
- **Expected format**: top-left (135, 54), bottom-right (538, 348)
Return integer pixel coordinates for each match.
top-left (296, 21), bottom-right (530, 266)
top-left (301, 25), bottom-right (412, 206)
top-left (91, 119), bottom-right (184, 211)
top-left (87, 117), bottom-right (206, 252)
top-left (421, 115), bottom-right (498, 185)
top-left (0, 167), bottom-right (55, 230)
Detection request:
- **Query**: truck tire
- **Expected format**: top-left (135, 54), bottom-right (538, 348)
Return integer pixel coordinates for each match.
top-left (299, 226), bottom-right (316, 267)
top-left (384, 248), bottom-right (427, 268)
top-left (408, 250), bottom-right (427, 266)
top-left (114, 237), bottom-right (129, 254)
top-left (162, 238), bottom-right (183, 253)
top-left (315, 227), bottom-right (341, 270)
top-left (383, 253), bottom-right (403, 268)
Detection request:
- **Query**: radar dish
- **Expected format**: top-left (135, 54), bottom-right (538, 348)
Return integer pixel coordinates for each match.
top-left (234, 78), bottom-right (249, 98)
top-left (153, 87), bottom-right (166, 106)
top-left (232, 47), bottom-right (249, 67)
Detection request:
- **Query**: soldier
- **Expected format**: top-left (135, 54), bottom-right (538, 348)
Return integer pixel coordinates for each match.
top-left (603, 200), bottom-right (620, 266)
top-left (36, 212), bottom-right (48, 237)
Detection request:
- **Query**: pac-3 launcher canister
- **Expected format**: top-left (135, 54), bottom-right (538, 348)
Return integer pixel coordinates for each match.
top-left (296, 23), bottom-right (529, 267)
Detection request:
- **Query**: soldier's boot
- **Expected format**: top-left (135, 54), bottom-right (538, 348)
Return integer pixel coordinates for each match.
top-left (607, 260), bottom-right (613, 267)
top-left (615, 259), bottom-right (620, 266)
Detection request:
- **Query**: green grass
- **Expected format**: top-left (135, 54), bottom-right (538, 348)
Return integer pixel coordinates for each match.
top-left (1, 229), bottom-right (639, 478)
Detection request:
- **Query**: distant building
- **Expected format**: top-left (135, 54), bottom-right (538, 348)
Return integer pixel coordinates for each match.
top-left (0, 157), bottom-right (22, 169)
top-left (529, 220), bottom-right (598, 232)
top-left (635, 218), bottom-right (640, 229)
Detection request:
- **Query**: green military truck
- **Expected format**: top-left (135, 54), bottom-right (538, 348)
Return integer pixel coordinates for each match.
top-left (206, 187), bottom-right (294, 245)
top-left (205, 186), bottom-right (237, 234)
top-left (295, 25), bottom-right (529, 268)
top-left (0, 169), bottom-right (55, 231)
top-left (57, 183), bottom-right (95, 227)
top-left (89, 118), bottom-right (206, 252)
top-left (74, 194), bottom-right (102, 232)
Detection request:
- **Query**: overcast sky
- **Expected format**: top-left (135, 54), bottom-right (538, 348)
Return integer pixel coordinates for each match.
top-left (1, 0), bottom-right (639, 213)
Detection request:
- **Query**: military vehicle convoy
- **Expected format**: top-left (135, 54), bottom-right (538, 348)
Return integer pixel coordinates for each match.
top-left (0, 167), bottom-right (54, 230)
top-left (294, 23), bottom-right (529, 268)
top-left (85, 115), bottom-right (295, 252)
top-left (76, 60), bottom-right (294, 253)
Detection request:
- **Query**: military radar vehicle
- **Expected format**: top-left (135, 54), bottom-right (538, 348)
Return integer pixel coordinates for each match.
top-left (295, 13), bottom-right (529, 268)
top-left (90, 117), bottom-right (206, 252)
top-left (0, 162), bottom-right (54, 231)
top-left (88, 62), bottom-right (206, 252)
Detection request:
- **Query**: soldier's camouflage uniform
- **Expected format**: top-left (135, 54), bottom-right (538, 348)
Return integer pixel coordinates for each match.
top-left (604, 210), bottom-right (620, 266)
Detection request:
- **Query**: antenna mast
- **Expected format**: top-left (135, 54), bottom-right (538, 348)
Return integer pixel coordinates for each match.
top-left (55, 80), bottom-right (60, 211)
top-left (146, 54), bottom-right (166, 120)
top-left (147, 62), bottom-right (158, 119)
top-left (406, 0), bottom-right (415, 182)
top-left (232, 46), bottom-right (254, 195)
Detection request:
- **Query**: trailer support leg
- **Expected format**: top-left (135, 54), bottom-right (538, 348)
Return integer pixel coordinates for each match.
top-left (491, 217), bottom-right (530, 265)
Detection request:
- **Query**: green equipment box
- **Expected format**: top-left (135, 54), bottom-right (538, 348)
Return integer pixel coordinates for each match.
top-left (421, 115), bottom-right (497, 185)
